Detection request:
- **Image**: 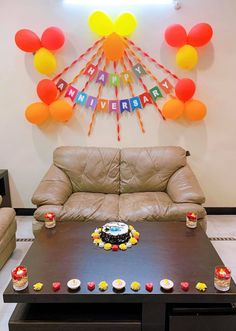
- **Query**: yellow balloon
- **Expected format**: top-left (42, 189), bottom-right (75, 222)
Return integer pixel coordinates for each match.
top-left (88, 11), bottom-right (114, 36)
top-left (33, 47), bottom-right (57, 75)
top-left (176, 45), bottom-right (198, 70)
top-left (114, 13), bottom-right (137, 36)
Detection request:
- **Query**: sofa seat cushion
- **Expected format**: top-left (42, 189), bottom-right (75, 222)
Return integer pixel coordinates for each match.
top-left (59, 192), bottom-right (119, 222)
top-left (119, 192), bottom-right (206, 222)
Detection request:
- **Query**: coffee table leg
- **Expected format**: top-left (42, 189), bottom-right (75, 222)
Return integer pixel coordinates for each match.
top-left (142, 303), bottom-right (166, 331)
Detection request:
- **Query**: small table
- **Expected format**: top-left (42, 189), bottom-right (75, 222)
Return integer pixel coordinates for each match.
top-left (3, 221), bottom-right (236, 331)
top-left (0, 169), bottom-right (11, 207)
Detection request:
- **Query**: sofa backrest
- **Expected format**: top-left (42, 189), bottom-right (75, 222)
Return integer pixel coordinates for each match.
top-left (53, 146), bottom-right (120, 194)
top-left (120, 146), bottom-right (186, 193)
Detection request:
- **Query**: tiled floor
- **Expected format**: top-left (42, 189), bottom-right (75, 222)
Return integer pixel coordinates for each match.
top-left (0, 215), bottom-right (236, 330)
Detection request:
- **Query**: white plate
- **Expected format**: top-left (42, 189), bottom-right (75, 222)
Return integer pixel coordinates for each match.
top-left (160, 279), bottom-right (174, 290)
top-left (112, 279), bottom-right (126, 290)
top-left (67, 279), bottom-right (81, 290)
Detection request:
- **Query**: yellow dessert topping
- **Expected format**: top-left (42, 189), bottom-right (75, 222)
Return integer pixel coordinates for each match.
top-left (131, 281), bottom-right (141, 291)
top-left (129, 237), bottom-right (138, 245)
top-left (99, 281), bottom-right (108, 291)
top-left (119, 243), bottom-right (127, 251)
top-left (196, 282), bottom-right (207, 292)
top-left (93, 239), bottom-right (101, 245)
top-left (104, 243), bottom-right (112, 250)
top-left (91, 232), bottom-right (100, 239)
top-left (33, 282), bottom-right (43, 291)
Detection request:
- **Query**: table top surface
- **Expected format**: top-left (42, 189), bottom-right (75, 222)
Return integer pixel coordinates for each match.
top-left (4, 221), bottom-right (236, 303)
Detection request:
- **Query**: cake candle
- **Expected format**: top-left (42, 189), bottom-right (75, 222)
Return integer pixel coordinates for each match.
top-left (214, 266), bottom-right (231, 292)
top-left (186, 212), bottom-right (197, 228)
top-left (11, 266), bottom-right (28, 291)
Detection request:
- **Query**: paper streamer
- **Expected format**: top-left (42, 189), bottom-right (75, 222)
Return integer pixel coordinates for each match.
top-left (124, 50), bottom-right (165, 120)
top-left (120, 58), bottom-right (145, 133)
top-left (125, 37), bottom-right (179, 80)
top-left (114, 61), bottom-right (120, 142)
top-left (88, 59), bottom-right (109, 136)
top-left (73, 51), bottom-right (105, 111)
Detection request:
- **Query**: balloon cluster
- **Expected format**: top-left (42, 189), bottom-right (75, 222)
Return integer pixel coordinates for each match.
top-left (15, 27), bottom-right (65, 75)
top-left (25, 79), bottom-right (73, 125)
top-left (164, 23), bottom-right (213, 70)
top-left (89, 11), bottom-right (136, 61)
top-left (162, 78), bottom-right (207, 121)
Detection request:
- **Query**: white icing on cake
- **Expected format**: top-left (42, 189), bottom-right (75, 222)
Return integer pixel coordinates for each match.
top-left (102, 222), bottom-right (128, 236)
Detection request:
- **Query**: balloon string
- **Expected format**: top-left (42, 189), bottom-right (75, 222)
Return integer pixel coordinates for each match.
top-left (73, 51), bottom-right (105, 111)
top-left (88, 59), bottom-right (109, 136)
top-left (114, 61), bottom-right (121, 142)
top-left (120, 58), bottom-right (145, 134)
top-left (124, 51), bottom-right (165, 120)
top-left (52, 37), bottom-right (104, 82)
top-left (126, 45), bottom-right (161, 86)
top-left (124, 37), bottom-right (179, 80)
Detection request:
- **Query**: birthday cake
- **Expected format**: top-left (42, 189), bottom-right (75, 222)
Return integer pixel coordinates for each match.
top-left (100, 222), bottom-right (131, 245)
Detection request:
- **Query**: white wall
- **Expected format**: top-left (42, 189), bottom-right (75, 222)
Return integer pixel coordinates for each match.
top-left (1, 0), bottom-right (236, 207)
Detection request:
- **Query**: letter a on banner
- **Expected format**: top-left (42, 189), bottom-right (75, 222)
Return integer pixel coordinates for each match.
top-left (56, 79), bottom-right (67, 92)
top-left (139, 92), bottom-right (153, 108)
top-left (96, 71), bottom-right (108, 86)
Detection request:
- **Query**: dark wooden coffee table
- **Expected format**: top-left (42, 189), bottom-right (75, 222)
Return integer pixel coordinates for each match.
top-left (3, 221), bottom-right (236, 331)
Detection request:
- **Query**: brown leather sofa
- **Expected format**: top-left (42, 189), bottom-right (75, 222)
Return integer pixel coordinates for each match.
top-left (0, 195), bottom-right (16, 269)
top-left (32, 146), bottom-right (206, 231)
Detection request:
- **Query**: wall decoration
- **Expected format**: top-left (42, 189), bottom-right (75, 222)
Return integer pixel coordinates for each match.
top-left (16, 13), bottom-right (209, 140)
top-left (15, 27), bottom-right (65, 74)
top-left (164, 23), bottom-right (213, 70)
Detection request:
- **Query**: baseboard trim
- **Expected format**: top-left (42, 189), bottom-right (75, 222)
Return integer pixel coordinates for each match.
top-left (14, 207), bottom-right (236, 216)
top-left (15, 208), bottom-right (36, 216)
top-left (205, 207), bottom-right (236, 215)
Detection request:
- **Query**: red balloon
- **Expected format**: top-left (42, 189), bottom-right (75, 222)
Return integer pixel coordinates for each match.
top-left (41, 27), bottom-right (65, 50)
top-left (164, 24), bottom-right (187, 47)
top-left (187, 23), bottom-right (213, 47)
top-left (15, 29), bottom-right (41, 52)
top-left (175, 78), bottom-right (196, 102)
top-left (37, 79), bottom-right (59, 104)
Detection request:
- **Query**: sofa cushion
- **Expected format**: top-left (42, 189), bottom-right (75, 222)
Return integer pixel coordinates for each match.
top-left (120, 147), bottom-right (186, 193)
top-left (59, 192), bottom-right (119, 222)
top-left (119, 192), bottom-right (206, 222)
top-left (54, 146), bottom-right (120, 194)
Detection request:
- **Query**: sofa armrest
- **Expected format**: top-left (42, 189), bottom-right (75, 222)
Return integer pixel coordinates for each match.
top-left (32, 165), bottom-right (72, 206)
top-left (166, 165), bottom-right (205, 204)
top-left (0, 195), bottom-right (2, 206)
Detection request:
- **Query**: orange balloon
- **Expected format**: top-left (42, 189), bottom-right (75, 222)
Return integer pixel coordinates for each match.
top-left (184, 99), bottom-right (207, 121)
top-left (162, 99), bottom-right (184, 120)
top-left (103, 33), bottom-right (126, 61)
top-left (49, 100), bottom-right (73, 122)
top-left (25, 102), bottom-right (49, 125)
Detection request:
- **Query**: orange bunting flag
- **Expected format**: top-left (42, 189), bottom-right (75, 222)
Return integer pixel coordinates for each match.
top-left (96, 99), bottom-right (109, 112)
top-left (159, 78), bottom-right (173, 94)
top-left (121, 71), bottom-right (133, 85)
